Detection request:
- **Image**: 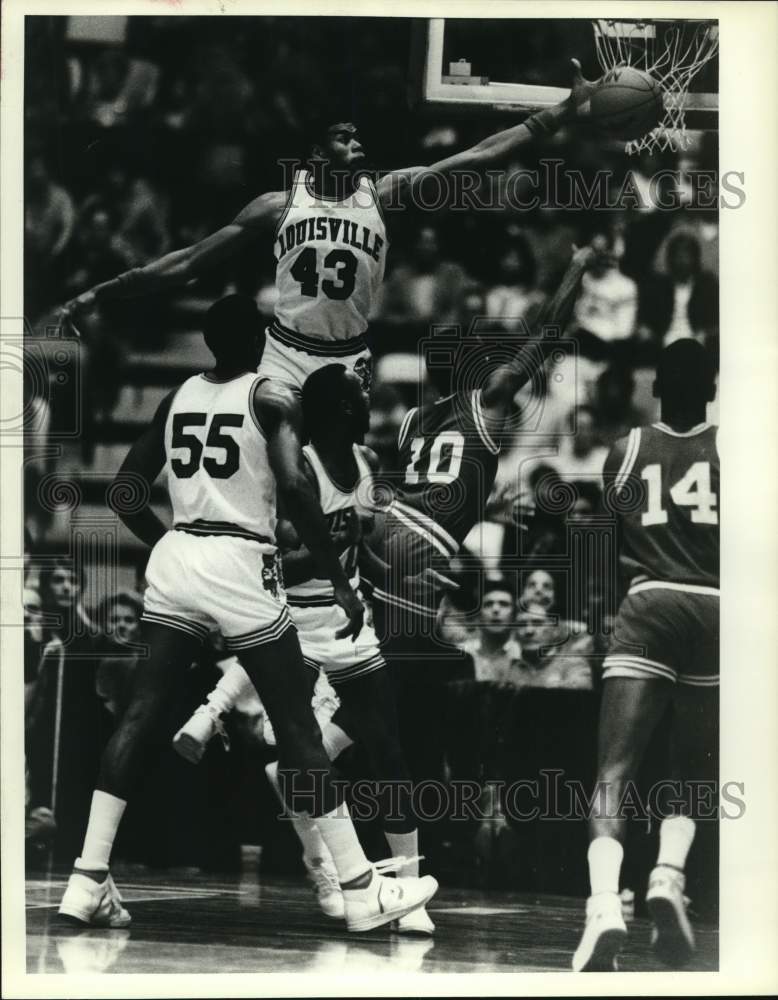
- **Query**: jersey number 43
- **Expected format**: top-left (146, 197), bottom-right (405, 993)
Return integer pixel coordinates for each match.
top-left (170, 412), bottom-right (243, 479)
top-left (291, 247), bottom-right (357, 300)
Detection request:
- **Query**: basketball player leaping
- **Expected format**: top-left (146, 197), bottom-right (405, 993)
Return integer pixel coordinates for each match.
top-left (60, 60), bottom-right (605, 462)
top-left (58, 295), bottom-right (437, 933)
top-left (572, 339), bottom-right (719, 972)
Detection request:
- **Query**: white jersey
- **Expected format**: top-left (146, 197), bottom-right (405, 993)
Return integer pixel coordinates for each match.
top-left (286, 443), bottom-right (374, 608)
top-left (164, 372), bottom-right (277, 545)
top-left (273, 169), bottom-right (388, 342)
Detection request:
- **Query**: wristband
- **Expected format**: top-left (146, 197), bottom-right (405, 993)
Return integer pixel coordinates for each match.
top-left (524, 108), bottom-right (561, 138)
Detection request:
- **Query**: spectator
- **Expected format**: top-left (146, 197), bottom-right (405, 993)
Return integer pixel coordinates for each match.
top-left (35, 560), bottom-right (108, 861)
top-left (39, 560), bottom-right (94, 635)
top-left (378, 226), bottom-right (469, 327)
top-left (638, 231), bottom-right (719, 355)
top-left (96, 591), bottom-right (144, 718)
top-left (79, 47), bottom-right (159, 127)
top-left (64, 205), bottom-right (134, 299)
top-left (520, 569), bottom-right (556, 614)
top-left (24, 154), bottom-right (76, 317)
top-left (572, 232), bottom-right (638, 361)
top-left (459, 583), bottom-right (522, 684)
top-left (484, 235), bottom-right (545, 332)
top-left (548, 404), bottom-right (609, 487)
top-left (512, 603), bottom-right (593, 690)
top-left (24, 587), bottom-right (61, 860)
top-left (25, 154), bottom-right (76, 259)
top-left (100, 590), bottom-right (143, 647)
top-left (81, 166), bottom-right (171, 265)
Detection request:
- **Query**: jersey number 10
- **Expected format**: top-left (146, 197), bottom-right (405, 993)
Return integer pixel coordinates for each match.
top-left (641, 461), bottom-right (718, 526)
top-left (171, 412), bottom-right (243, 479)
top-left (405, 432), bottom-right (465, 484)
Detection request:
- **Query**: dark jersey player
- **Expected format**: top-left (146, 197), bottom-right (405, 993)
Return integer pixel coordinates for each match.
top-left (367, 244), bottom-right (596, 640)
top-left (572, 339), bottom-right (719, 973)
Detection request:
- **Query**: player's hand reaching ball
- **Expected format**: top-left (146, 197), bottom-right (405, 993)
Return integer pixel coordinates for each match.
top-left (565, 57), bottom-right (615, 119)
top-left (333, 583), bottom-right (365, 642)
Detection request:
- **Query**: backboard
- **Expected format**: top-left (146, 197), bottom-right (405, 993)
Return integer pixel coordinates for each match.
top-left (418, 18), bottom-right (718, 132)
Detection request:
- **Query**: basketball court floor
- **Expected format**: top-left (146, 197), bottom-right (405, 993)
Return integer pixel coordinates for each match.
top-left (26, 866), bottom-right (718, 976)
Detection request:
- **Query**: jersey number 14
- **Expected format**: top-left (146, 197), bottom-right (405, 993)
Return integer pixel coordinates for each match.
top-left (641, 461), bottom-right (718, 526)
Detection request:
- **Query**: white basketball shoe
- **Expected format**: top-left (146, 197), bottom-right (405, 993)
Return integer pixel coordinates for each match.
top-left (172, 703), bottom-right (229, 764)
top-left (343, 857), bottom-right (438, 933)
top-left (646, 865), bottom-right (695, 967)
top-left (572, 891), bottom-right (628, 972)
top-left (58, 867), bottom-right (131, 928)
top-left (304, 854), bottom-right (345, 920)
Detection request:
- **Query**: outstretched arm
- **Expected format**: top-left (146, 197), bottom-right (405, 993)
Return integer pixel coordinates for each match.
top-left (480, 244), bottom-right (595, 427)
top-left (109, 391), bottom-right (176, 547)
top-left (377, 59), bottom-right (604, 208)
top-left (63, 190), bottom-right (287, 316)
top-left (253, 383), bottom-right (364, 640)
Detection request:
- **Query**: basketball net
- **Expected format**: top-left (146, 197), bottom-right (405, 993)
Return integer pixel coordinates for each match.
top-left (592, 19), bottom-right (718, 155)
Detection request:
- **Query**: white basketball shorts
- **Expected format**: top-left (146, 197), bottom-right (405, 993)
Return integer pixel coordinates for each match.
top-left (290, 602), bottom-right (385, 686)
top-left (257, 320), bottom-right (373, 394)
top-left (142, 530), bottom-right (294, 651)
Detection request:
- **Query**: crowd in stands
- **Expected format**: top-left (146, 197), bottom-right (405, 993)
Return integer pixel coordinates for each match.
top-left (22, 15), bottom-right (720, 879)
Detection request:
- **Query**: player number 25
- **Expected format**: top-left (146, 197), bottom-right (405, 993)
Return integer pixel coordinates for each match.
top-left (291, 247), bottom-right (358, 301)
top-left (170, 412), bottom-right (243, 479)
top-left (641, 461), bottom-right (718, 526)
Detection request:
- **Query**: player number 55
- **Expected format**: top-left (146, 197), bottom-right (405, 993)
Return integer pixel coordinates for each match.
top-left (171, 412), bottom-right (243, 479)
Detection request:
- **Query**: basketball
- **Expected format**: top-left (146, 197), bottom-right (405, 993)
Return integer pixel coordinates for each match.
top-left (588, 66), bottom-right (664, 140)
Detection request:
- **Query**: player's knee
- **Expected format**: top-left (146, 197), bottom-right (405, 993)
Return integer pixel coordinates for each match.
top-left (121, 692), bottom-right (166, 740)
top-left (275, 715), bottom-right (328, 767)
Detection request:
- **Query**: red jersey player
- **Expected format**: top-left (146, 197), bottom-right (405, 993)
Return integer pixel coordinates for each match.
top-left (573, 339), bottom-right (719, 972)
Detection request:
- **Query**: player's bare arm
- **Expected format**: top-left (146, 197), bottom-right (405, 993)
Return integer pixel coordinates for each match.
top-left (376, 60), bottom-right (605, 209)
top-left (480, 243), bottom-right (595, 425)
top-left (278, 459), bottom-right (362, 589)
top-left (252, 380), bottom-right (364, 640)
top-left (109, 390), bottom-right (177, 548)
top-left (62, 190), bottom-right (288, 316)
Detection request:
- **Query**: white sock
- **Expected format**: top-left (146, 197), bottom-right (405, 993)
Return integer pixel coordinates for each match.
top-left (78, 790), bottom-right (127, 871)
top-left (588, 836), bottom-right (623, 896)
top-left (384, 829), bottom-right (419, 878)
top-left (315, 801), bottom-right (371, 884)
top-left (264, 761), bottom-right (329, 863)
top-left (656, 816), bottom-right (696, 871)
top-left (207, 662), bottom-right (255, 716)
top-left (320, 721), bottom-right (354, 761)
